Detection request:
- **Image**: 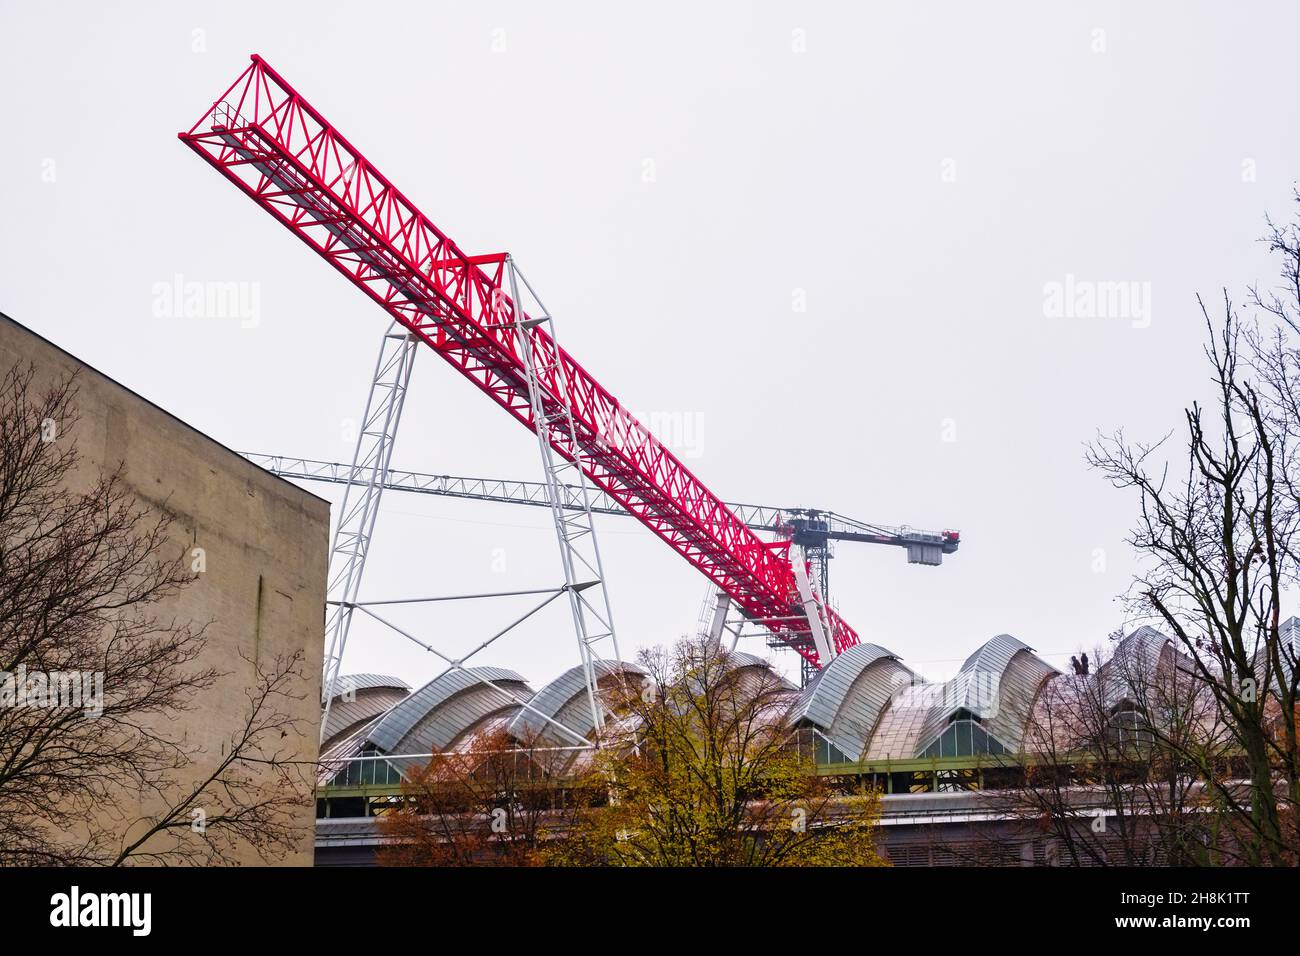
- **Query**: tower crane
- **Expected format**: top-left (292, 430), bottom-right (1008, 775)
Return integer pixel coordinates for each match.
top-left (241, 453), bottom-right (961, 604)
top-left (181, 55), bottom-right (957, 674)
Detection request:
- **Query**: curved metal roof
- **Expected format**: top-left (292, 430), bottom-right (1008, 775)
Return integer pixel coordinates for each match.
top-left (331, 673), bottom-right (410, 695)
top-left (794, 644), bottom-right (899, 726)
top-left (318, 714), bottom-right (383, 784)
top-left (1274, 616), bottom-right (1299, 691)
top-left (367, 666), bottom-right (532, 755)
top-left (792, 644), bottom-right (914, 761)
top-left (1250, 618), bottom-right (1296, 694)
top-left (1112, 626), bottom-right (1170, 666)
top-left (728, 650), bottom-right (776, 671)
top-left (863, 682), bottom-right (931, 761)
top-left (947, 633), bottom-right (1038, 718)
top-left (982, 649), bottom-right (1059, 751)
top-left (725, 649), bottom-right (797, 697)
top-left (825, 669), bottom-right (912, 759)
top-left (320, 635), bottom-right (1094, 770)
top-left (322, 684), bottom-right (411, 749)
top-left (914, 634), bottom-right (1046, 757)
top-left (508, 660), bottom-right (644, 744)
top-left (960, 633), bottom-right (1036, 683)
top-left (1101, 626), bottom-right (1175, 710)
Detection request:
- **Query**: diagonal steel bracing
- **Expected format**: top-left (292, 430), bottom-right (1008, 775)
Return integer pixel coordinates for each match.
top-left (504, 257), bottom-right (622, 733)
top-left (319, 323), bottom-right (417, 738)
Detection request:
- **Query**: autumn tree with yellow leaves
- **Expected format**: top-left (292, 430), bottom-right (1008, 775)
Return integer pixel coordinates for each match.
top-left (543, 638), bottom-right (887, 867)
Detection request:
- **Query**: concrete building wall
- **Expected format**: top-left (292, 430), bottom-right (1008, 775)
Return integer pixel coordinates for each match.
top-left (0, 313), bottom-right (329, 865)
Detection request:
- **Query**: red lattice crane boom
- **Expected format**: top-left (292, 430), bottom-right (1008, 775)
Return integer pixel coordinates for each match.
top-left (180, 55), bottom-right (858, 667)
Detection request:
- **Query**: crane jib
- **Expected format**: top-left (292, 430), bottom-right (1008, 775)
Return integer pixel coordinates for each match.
top-left (180, 54), bottom-right (865, 666)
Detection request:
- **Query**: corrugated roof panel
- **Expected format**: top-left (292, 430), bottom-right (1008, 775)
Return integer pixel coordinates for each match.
top-left (367, 666), bottom-right (531, 754)
top-left (508, 660), bottom-right (644, 743)
top-left (728, 650), bottom-right (775, 671)
top-left (794, 643), bottom-right (900, 729)
top-left (983, 649), bottom-right (1059, 750)
top-left (959, 633), bottom-right (1035, 680)
top-left (1279, 616), bottom-right (1299, 690)
top-left (1101, 627), bottom-right (1173, 710)
top-left (317, 715), bottom-right (384, 785)
top-left (404, 687), bottom-right (525, 754)
top-left (863, 685), bottom-right (931, 761)
top-left (322, 686), bottom-right (411, 748)
top-left (817, 658), bottom-right (913, 761)
top-left (913, 634), bottom-right (1042, 754)
top-left (331, 673), bottom-right (411, 695)
top-left (830, 658), bottom-right (914, 761)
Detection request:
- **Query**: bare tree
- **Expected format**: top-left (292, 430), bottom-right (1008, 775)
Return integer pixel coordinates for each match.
top-left (1007, 638), bottom-right (1232, 865)
top-left (376, 725), bottom-right (599, 866)
top-left (1247, 192), bottom-right (1300, 837)
top-left (1084, 202), bottom-right (1300, 865)
top-left (0, 363), bottom-right (314, 865)
top-left (109, 651), bottom-right (314, 866)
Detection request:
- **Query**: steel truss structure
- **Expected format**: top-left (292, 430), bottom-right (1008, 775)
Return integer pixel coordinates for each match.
top-left (320, 293), bottom-right (624, 743)
top-left (240, 453), bottom-right (956, 562)
top-left (505, 256), bottom-right (622, 730)
top-left (342, 585), bottom-right (600, 748)
top-left (319, 324), bottom-right (416, 738)
top-left (246, 449), bottom-right (957, 686)
top-left (180, 54), bottom-right (858, 667)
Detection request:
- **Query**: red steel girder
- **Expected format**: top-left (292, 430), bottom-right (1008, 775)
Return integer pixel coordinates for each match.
top-left (179, 55), bottom-right (860, 666)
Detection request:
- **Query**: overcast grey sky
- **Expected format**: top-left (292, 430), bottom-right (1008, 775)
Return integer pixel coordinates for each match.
top-left (3, 1), bottom-right (1298, 689)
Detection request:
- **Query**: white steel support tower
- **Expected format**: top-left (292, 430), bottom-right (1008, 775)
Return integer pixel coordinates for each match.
top-left (790, 544), bottom-right (835, 665)
top-left (505, 257), bottom-right (622, 735)
top-left (319, 323), bottom-right (418, 738)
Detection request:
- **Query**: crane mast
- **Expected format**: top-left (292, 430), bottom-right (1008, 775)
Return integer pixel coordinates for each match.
top-left (181, 54), bottom-right (862, 666)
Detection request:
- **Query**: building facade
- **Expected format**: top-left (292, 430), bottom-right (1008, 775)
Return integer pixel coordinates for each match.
top-left (0, 312), bottom-right (329, 865)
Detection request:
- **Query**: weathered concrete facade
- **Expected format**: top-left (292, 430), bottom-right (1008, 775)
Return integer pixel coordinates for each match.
top-left (0, 312), bottom-right (329, 865)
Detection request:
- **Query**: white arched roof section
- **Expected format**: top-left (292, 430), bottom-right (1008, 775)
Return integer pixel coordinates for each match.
top-left (793, 643), bottom-right (911, 762)
top-left (322, 673), bottom-right (411, 750)
top-left (913, 634), bottom-right (1039, 757)
top-left (508, 660), bottom-right (645, 745)
top-left (366, 666), bottom-right (532, 756)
